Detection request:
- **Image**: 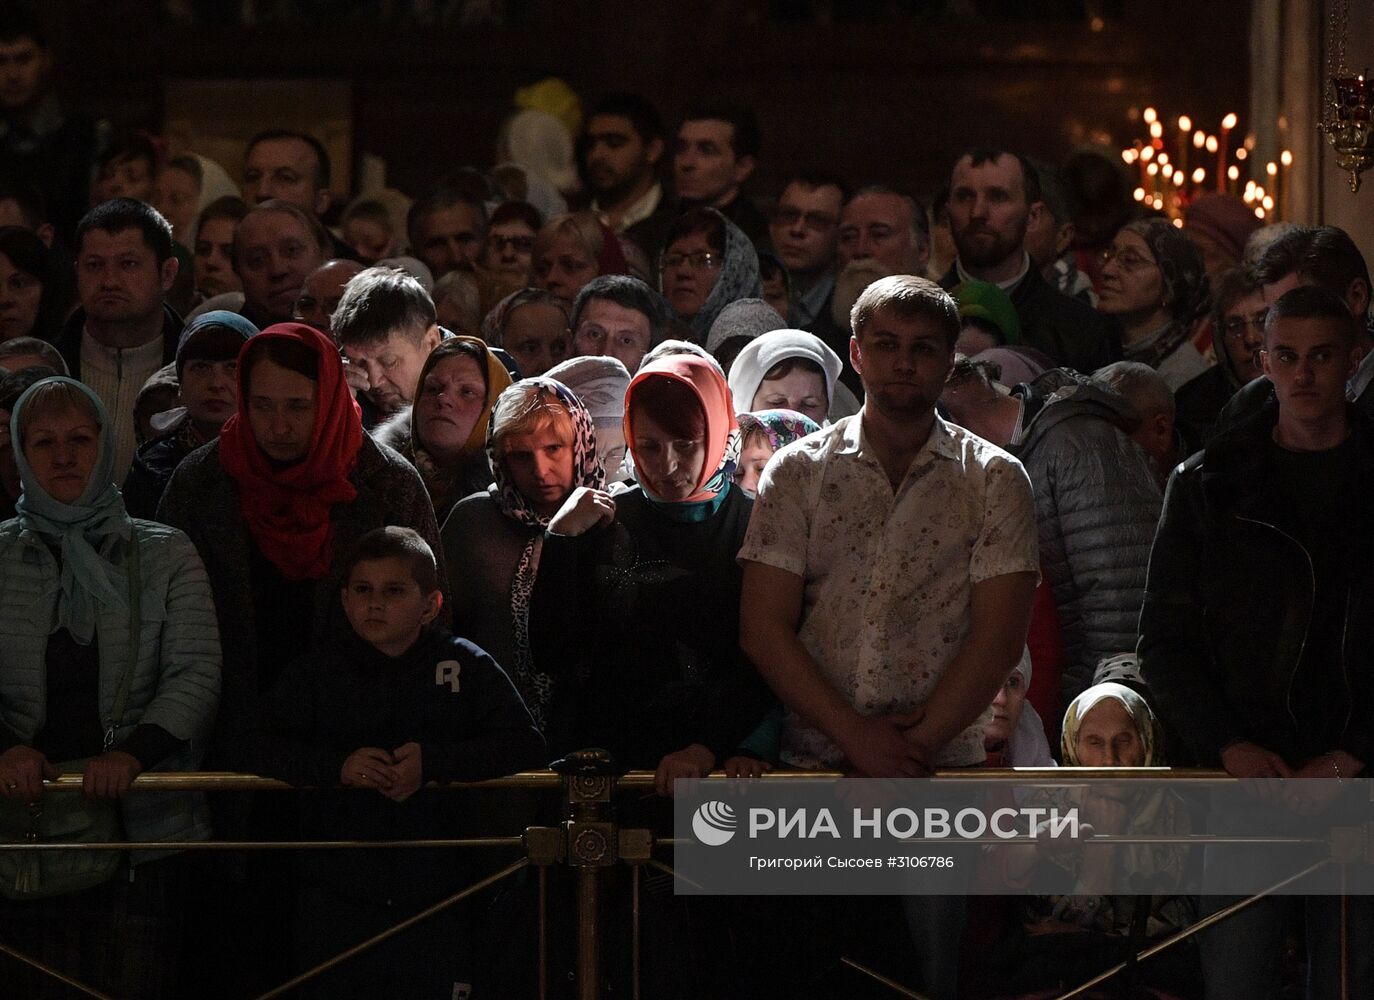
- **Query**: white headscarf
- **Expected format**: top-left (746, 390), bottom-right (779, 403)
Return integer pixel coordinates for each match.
top-left (187, 154), bottom-right (241, 243)
top-left (727, 329), bottom-right (843, 419)
top-left (497, 109), bottom-right (578, 195)
top-left (1005, 649), bottom-right (1056, 767)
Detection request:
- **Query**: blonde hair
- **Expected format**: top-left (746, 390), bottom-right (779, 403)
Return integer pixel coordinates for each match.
top-left (19, 381), bottom-right (101, 446)
top-left (533, 211), bottom-right (605, 265)
top-left (490, 382), bottom-right (573, 453)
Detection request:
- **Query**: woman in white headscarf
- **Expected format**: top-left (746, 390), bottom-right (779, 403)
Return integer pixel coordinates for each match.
top-left (727, 328), bottom-right (860, 425)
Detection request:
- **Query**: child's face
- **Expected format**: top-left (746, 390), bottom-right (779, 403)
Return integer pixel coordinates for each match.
top-left (341, 557), bottom-right (441, 657)
top-left (734, 435), bottom-right (775, 496)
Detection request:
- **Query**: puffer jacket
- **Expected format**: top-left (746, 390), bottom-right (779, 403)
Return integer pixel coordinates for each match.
top-left (1010, 369), bottom-right (1162, 704)
top-left (1139, 403), bottom-right (1374, 767)
top-left (0, 518), bottom-right (221, 857)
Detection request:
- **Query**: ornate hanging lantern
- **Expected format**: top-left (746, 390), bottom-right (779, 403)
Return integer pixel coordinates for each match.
top-left (1319, 0), bottom-right (1374, 192)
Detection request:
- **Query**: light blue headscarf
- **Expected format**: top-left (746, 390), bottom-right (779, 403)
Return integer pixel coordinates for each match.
top-left (12, 377), bottom-right (132, 644)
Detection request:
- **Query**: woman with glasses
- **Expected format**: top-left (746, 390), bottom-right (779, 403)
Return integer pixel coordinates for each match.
top-left (1174, 266), bottom-right (1268, 451)
top-left (658, 207), bottom-right (762, 343)
top-left (1096, 219), bottom-right (1211, 391)
top-left (481, 200), bottom-right (542, 287)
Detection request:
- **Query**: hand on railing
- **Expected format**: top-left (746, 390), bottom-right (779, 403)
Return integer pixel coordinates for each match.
top-left (82, 751), bottom-right (143, 799)
top-left (0, 745), bottom-right (55, 801)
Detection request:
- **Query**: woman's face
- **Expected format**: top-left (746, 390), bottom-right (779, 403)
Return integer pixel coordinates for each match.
top-left (0, 251), bottom-right (42, 342)
top-left (1097, 229), bottom-right (1165, 319)
top-left (22, 405), bottom-right (100, 505)
top-left (1074, 698), bottom-right (1145, 768)
top-left (500, 420), bottom-right (575, 517)
top-left (155, 165), bottom-right (200, 240)
top-left (342, 217), bottom-right (394, 264)
top-left (659, 230), bottom-right (722, 321)
top-left (246, 357), bottom-right (318, 464)
top-left (414, 354), bottom-right (487, 461)
top-left (752, 365), bottom-right (828, 425)
top-left (631, 406), bottom-right (706, 502)
top-left (94, 155), bottom-right (155, 205)
top-left (194, 216), bottom-right (242, 298)
top-left (734, 436), bottom-right (774, 496)
top-left (985, 670), bottom-right (1029, 749)
top-left (504, 302), bottom-right (571, 377)
top-left (534, 231), bottom-right (599, 306)
top-left (484, 221), bottom-right (537, 282)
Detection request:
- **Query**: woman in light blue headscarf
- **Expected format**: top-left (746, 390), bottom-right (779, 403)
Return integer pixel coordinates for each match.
top-left (0, 376), bottom-right (220, 999)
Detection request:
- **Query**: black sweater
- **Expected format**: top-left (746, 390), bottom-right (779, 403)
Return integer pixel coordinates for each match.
top-left (529, 484), bottom-right (771, 769)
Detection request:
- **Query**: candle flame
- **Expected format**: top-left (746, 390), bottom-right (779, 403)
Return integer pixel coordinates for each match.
top-left (1236, 148), bottom-right (1248, 161)
top-left (1133, 187), bottom-right (1146, 201)
top-left (1172, 218), bottom-right (1184, 229)
top-left (1266, 161), bottom-right (1278, 176)
top-left (1193, 130), bottom-right (1206, 148)
top-left (1158, 152), bottom-right (1170, 165)
top-left (1178, 115), bottom-right (1192, 132)
top-left (1143, 106), bottom-right (1158, 124)
top-left (1228, 165), bottom-right (1240, 180)
top-left (1255, 207), bottom-right (1266, 219)
top-left (1206, 136), bottom-right (1219, 154)
top-left (1262, 195), bottom-right (1274, 210)
top-left (1152, 197), bottom-right (1164, 210)
top-left (1222, 113), bottom-right (1238, 130)
top-left (1147, 163), bottom-right (1159, 176)
top-left (1281, 149), bottom-right (1293, 166)
top-left (1122, 149), bottom-right (1137, 163)
top-left (1192, 167), bottom-right (1206, 183)
top-left (1141, 145), bottom-right (1155, 161)
top-left (1149, 121), bottom-right (1164, 139)
top-left (1162, 164), bottom-right (1174, 180)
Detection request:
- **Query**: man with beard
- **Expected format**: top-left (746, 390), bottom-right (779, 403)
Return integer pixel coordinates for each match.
top-left (740, 275), bottom-right (1038, 1000)
top-left (941, 149), bottom-right (1115, 373)
top-left (54, 198), bottom-right (182, 479)
top-left (583, 93), bottom-right (666, 236)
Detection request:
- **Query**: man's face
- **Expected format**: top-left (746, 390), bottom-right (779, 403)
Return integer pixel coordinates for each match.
top-left (243, 137), bottom-right (329, 216)
top-left (574, 297), bottom-right (652, 372)
top-left (482, 220), bottom-right (536, 282)
top-left (837, 192), bottom-right (927, 275)
top-left (1217, 288), bottom-right (1267, 384)
top-left (850, 307), bottom-right (954, 421)
top-left (947, 154), bottom-right (1034, 269)
top-left (293, 259), bottom-right (363, 336)
top-left (584, 113), bottom-right (661, 199)
top-left (415, 203), bottom-right (483, 279)
top-left (0, 37), bottom-right (49, 110)
top-left (235, 209), bottom-right (326, 323)
top-left (76, 227), bottom-right (176, 326)
top-left (1262, 315), bottom-right (1362, 426)
top-left (503, 302), bottom-right (571, 378)
top-left (1023, 207), bottom-right (1073, 271)
top-left (340, 326), bottom-right (441, 414)
top-left (770, 182), bottom-right (843, 276)
top-left (194, 216), bottom-right (242, 299)
top-left (673, 119), bottom-right (752, 206)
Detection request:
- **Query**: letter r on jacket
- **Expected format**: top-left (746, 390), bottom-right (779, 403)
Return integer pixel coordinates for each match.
top-left (436, 660), bottom-right (462, 692)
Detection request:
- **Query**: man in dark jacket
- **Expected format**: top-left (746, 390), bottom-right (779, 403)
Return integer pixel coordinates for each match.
top-left (1139, 286), bottom-right (1374, 999)
top-left (940, 149), bottom-right (1117, 375)
top-left (943, 363), bottom-right (1161, 706)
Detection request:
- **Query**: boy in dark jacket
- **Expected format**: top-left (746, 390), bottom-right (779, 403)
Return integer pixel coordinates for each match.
top-left (253, 526), bottom-right (545, 1000)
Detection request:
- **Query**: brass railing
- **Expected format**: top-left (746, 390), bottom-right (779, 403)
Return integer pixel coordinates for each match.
top-left (0, 758), bottom-right (1364, 1000)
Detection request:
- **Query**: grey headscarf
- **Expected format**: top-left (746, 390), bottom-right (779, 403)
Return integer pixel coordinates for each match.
top-left (1124, 219), bottom-right (1210, 323)
top-left (705, 297), bottom-right (786, 355)
top-left (678, 209), bottom-right (763, 343)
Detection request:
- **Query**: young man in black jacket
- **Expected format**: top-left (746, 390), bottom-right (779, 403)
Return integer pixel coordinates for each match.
top-left (1139, 285), bottom-right (1374, 999)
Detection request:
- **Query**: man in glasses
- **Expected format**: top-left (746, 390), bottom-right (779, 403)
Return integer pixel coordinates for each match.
top-left (941, 148), bottom-right (1115, 375)
top-left (1174, 266), bottom-right (1266, 450)
top-left (768, 170), bottom-right (849, 328)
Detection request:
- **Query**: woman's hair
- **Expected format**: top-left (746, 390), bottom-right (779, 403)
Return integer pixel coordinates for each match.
top-left (630, 374), bottom-right (705, 441)
top-left (195, 195), bottom-right (249, 234)
top-left (19, 380), bottom-right (102, 439)
top-left (500, 287), bottom-right (570, 337)
top-left (425, 337), bottom-right (491, 394)
top-left (759, 356), bottom-right (824, 384)
top-left (342, 526), bottom-right (439, 595)
top-left (96, 131), bottom-right (160, 175)
top-left (1210, 265), bottom-right (1260, 324)
top-left (739, 422), bottom-right (771, 451)
top-left (662, 207), bottom-right (726, 258)
top-left (490, 382), bottom-right (573, 452)
top-left (533, 211), bottom-right (604, 263)
top-left (242, 337), bottom-right (319, 393)
top-left (432, 271), bottom-right (482, 335)
top-left (489, 200), bottom-right (543, 232)
top-left (0, 225), bottom-right (65, 340)
top-left (165, 154), bottom-right (203, 187)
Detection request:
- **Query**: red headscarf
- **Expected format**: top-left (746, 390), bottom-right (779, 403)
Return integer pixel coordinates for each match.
top-left (596, 222), bottom-right (630, 276)
top-left (624, 355), bottom-right (739, 504)
top-left (218, 323), bottom-right (363, 581)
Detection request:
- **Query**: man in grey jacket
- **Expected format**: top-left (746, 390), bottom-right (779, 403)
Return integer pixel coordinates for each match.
top-left (943, 361), bottom-right (1162, 706)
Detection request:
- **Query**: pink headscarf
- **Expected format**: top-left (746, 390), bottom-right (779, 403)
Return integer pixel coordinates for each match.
top-left (624, 355), bottom-right (739, 504)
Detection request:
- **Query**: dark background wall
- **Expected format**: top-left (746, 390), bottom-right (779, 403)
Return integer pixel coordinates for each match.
top-left (43, 0), bottom-right (1251, 203)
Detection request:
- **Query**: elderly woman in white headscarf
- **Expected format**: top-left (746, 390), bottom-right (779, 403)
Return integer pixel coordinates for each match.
top-left (727, 328), bottom-right (860, 425)
top-left (545, 354), bottom-right (632, 483)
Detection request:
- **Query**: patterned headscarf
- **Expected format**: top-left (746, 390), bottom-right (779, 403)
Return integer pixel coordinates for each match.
top-left (12, 378), bottom-right (132, 643)
top-left (737, 409), bottom-right (821, 453)
top-left (1060, 682), bottom-right (1163, 767)
top-left (1123, 219), bottom-right (1211, 323)
top-left (488, 378), bottom-right (605, 729)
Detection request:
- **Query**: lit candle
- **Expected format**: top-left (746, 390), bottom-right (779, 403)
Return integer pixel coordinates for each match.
top-left (1192, 167), bottom-right (1206, 187)
top-left (1219, 112), bottom-right (1237, 191)
top-left (1144, 106), bottom-right (1158, 125)
top-left (1280, 149), bottom-right (1293, 221)
top-left (1227, 164), bottom-right (1240, 195)
top-left (1177, 115), bottom-right (1192, 177)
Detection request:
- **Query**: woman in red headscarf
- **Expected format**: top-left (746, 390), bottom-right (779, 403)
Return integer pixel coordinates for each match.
top-left (529, 354), bottom-right (771, 793)
top-left (158, 322), bottom-right (447, 766)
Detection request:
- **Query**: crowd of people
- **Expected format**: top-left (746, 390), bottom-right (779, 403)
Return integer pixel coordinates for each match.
top-left (0, 5), bottom-right (1370, 999)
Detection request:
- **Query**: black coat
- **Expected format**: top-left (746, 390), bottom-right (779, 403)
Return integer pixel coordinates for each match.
top-left (1138, 403), bottom-right (1374, 767)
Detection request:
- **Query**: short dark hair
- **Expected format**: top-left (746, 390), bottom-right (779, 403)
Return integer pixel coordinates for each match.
top-left (195, 195), bottom-right (249, 236)
top-left (75, 198), bottom-right (174, 264)
top-left (662, 206), bottom-right (725, 258)
top-left (1210, 265), bottom-right (1261, 325)
top-left (782, 169), bottom-right (851, 204)
top-left (406, 188), bottom-right (488, 253)
top-left (0, 226), bottom-right (63, 338)
top-left (246, 129), bottom-right (330, 191)
top-left (630, 373), bottom-right (705, 441)
top-left (570, 274), bottom-right (667, 344)
top-left (97, 132), bottom-right (159, 175)
top-left (954, 148), bottom-right (1042, 205)
top-left (342, 526), bottom-right (440, 595)
top-left (0, 336), bottom-right (64, 374)
top-left (332, 266), bottom-right (437, 348)
top-left (488, 200), bottom-right (543, 232)
top-left (681, 104), bottom-right (761, 160)
top-left (588, 92), bottom-right (665, 144)
top-left (0, 177), bottom-right (46, 229)
top-left (1253, 226), bottom-right (1371, 318)
top-left (1028, 158), bottom-right (1074, 224)
top-left (851, 274), bottom-right (960, 347)
top-left (1264, 284), bottom-right (1360, 345)
top-left (242, 336), bottom-right (319, 393)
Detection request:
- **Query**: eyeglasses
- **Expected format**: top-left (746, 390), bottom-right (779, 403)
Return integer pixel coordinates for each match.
top-left (772, 207), bottom-right (838, 233)
top-left (1220, 311), bottom-right (1269, 339)
top-left (1100, 247), bottom-right (1159, 272)
top-left (659, 251), bottom-right (722, 272)
top-left (487, 234), bottom-right (535, 254)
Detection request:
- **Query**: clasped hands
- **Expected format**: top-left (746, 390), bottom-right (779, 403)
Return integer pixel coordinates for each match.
top-left (341, 742), bottom-right (423, 802)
